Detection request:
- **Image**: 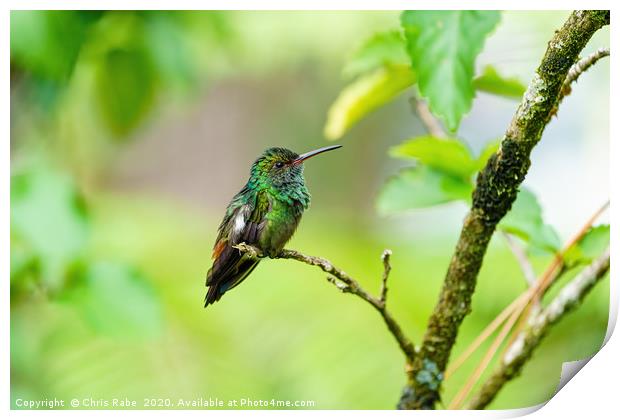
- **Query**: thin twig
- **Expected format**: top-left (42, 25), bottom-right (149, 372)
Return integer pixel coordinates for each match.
top-left (233, 243), bottom-right (417, 362)
top-left (380, 249), bottom-right (392, 304)
top-left (466, 247), bottom-right (610, 409)
top-left (500, 231), bottom-right (541, 337)
top-left (444, 201), bottom-right (608, 380)
top-left (498, 200), bottom-right (609, 352)
top-left (532, 201), bottom-right (609, 302)
top-left (559, 47), bottom-right (610, 102)
top-left (448, 304), bottom-right (523, 409)
top-left (501, 232), bottom-right (538, 287)
top-left (444, 293), bottom-right (529, 380)
top-left (411, 98), bottom-right (446, 138)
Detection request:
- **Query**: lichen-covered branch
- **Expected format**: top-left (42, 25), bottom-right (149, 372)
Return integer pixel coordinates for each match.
top-left (444, 202), bottom-right (608, 385)
top-left (466, 248), bottom-right (610, 409)
top-left (233, 243), bottom-right (417, 362)
top-left (399, 10), bottom-right (610, 410)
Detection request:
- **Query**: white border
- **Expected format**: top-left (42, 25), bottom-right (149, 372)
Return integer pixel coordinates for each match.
top-left (3, 2), bottom-right (617, 419)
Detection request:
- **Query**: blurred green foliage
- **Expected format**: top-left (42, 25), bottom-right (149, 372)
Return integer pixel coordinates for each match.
top-left (378, 136), bottom-right (497, 214)
top-left (329, 10), bottom-right (607, 261)
top-left (10, 162), bottom-right (162, 337)
top-left (499, 189), bottom-right (562, 254)
top-left (11, 11), bottom-right (96, 83)
top-left (11, 166), bottom-right (89, 290)
top-left (10, 11), bottom-right (231, 138)
top-left (564, 225), bottom-right (611, 267)
top-left (10, 10), bottom-right (609, 410)
top-left (377, 166), bottom-right (472, 213)
top-left (324, 10), bottom-right (535, 242)
top-left (400, 10), bottom-right (501, 131)
top-left (324, 65), bottom-right (415, 140)
top-left (474, 65), bottom-right (527, 99)
top-left (342, 30), bottom-right (409, 79)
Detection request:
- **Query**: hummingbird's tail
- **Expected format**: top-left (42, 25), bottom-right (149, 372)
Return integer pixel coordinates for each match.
top-left (205, 251), bottom-right (260, 306)
top-left (204, 281), bottom-right (222, 306)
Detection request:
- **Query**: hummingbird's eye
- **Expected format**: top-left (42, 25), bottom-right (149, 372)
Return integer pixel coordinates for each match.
top-left (274, 162), bottom-right (284, 169)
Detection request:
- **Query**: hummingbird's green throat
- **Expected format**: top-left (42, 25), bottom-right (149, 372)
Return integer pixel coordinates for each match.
top-left (205, 144), bottom-right (342, 306)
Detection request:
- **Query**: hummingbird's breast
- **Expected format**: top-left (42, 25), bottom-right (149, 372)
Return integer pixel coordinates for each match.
top-left (259, 193), bottom-right (306, 257)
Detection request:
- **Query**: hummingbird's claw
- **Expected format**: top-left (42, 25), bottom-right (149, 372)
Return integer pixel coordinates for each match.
top-left (233, 243), bottom-right (264, 258)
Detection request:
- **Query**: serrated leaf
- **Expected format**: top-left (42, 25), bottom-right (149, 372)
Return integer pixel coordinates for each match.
top-left (527, 225), bottom-right (563, 256)
top-left (401, 10), bottom-right (500, 131)
top-left (389, 136), bottom-right (477, 180)
top-left (11, 167), bottom-right (90, 290)
top-left (377, 166), bottom-right (472, 214)
top-left (324, 65), bottom-right (415, 140)
top-left (564, 225), bottom-right (610, 267)
top-left (474, 65), bottom-right (526, 99)
top-left (96, 47), bottom-right (157, 137)
top-left (499, 188), bottom-right (561, 254)
top-left (342, 30), bottom-right (409, 79)
top-left (62, 262), bottom-right (163, 338)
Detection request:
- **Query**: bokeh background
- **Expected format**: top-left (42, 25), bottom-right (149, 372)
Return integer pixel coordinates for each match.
top-left (10, 10), bottom-right (609, 409)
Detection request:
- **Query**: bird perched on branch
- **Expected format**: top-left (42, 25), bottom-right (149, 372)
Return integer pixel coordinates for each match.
top-left (205, 145), bottom-right (342, 306)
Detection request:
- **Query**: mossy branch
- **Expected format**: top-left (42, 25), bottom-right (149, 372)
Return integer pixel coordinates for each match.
top-left (399, 10), bottom-right (610, 410)
top-left (466, 248), bottom-right (610, 409)
top-left (233, 243), bottom-right (417, 363)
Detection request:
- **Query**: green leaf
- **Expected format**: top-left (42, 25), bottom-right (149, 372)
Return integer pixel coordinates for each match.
top-left (528, 225), bottom-right (563, 256)
top-left (564, 225), bottom-right (610, 267)
top-left (389, 136), bottom-right (477, 180)
top-left (474, 65), bottom-right (526, 99)
top-left (342, 30), bottom-right (409, 79)
top-left (144, 13), bottom-right (197, 92)
top-left (324, 65), bottom-right (415, 140)
top-left (499, 188), bottom-right (561, 254)
top-left (377, 166), bottom-right (472, 214)
top-left (62, 262), bottom-right (163, 338)
top-left (475, 139), bottom-right (501, 170)
top-left (401, 10), bottom-right (500, 131)
top-left (10, 11), bottom-right (93, 82)
top-left (10, 240), bottom-right (38, 285)
top-left (96, 47), bottom-right (157, 137)
top-left (11, 167), bottom-right (90, 290)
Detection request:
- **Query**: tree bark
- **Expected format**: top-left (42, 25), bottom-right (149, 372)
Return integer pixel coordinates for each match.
top-left (399, 10), bottom-right (610, 410)
top-left (466, 248), bottom-right (610, 409)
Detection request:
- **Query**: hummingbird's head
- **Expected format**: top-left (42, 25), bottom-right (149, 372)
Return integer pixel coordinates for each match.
top-left (250, 145), bottom-right (342, 188)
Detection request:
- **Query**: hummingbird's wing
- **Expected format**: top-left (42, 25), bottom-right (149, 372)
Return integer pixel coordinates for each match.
top-left (205, 189), bottom-right (269, 306)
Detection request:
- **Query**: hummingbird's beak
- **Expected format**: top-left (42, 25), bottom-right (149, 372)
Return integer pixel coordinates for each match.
top-left (292, 145), bottom-right (342, 165)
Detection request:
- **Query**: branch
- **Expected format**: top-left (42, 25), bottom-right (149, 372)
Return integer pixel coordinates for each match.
top-left (399, 10), bottom-right (610, 409)
top-left (379, 249), bottom-right (392, 304)
top-left (501, 232), bottom-right (537, 287)
top-left (500, 231), bottom-right (541, 332)
top-left (233, 243), bottom-right (417, 362)
top-left (449, 298), bottom-right (524, 409)
top-left (443, 202), bottom-right (608, 382)
top-left (558, 47), bottom-right (610, 103)
top-left (411, 98), bottom-right (447, 138)
top-left (466, 248), bottom-right (610, 409)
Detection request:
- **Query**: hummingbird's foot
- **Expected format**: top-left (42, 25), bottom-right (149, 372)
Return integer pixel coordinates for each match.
top-left (233, 243), bottom-right (264, 258)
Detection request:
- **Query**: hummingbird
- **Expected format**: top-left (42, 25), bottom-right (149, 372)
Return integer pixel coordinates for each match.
top-left (205, 145), bottom-right (342, 306)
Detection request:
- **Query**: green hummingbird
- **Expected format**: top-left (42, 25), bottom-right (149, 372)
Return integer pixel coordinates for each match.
top-left (205, 145), bottom-right (342, 306)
